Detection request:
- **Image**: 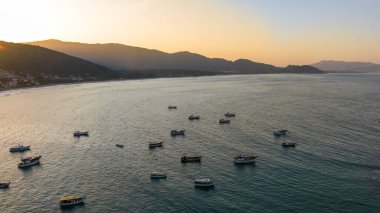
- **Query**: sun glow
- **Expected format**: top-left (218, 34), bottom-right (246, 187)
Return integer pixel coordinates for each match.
top-left (1, 0), bottom-right (379, 66)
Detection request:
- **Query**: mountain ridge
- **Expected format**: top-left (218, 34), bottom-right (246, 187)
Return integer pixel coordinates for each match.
top-left (311, 60), bottom-right (380, 73)
top-left (0, 40), bottom-right (121, 88)
top-left (26, 39), bottom-right (281, 73)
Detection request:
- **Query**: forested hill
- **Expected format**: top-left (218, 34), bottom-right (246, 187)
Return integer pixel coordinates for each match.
top-left (0, 41), bottom-right (119, 83)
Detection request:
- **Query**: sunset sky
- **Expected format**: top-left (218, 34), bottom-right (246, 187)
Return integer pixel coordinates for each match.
top-left (1, 0), bottom-right (379, 66)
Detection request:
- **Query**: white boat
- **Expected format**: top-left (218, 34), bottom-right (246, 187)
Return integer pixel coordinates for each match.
top-left (274, 129), bottom-right (288, 136)
top-left (9, 145), bottom-right (30, 153)
top-left (0, 181), bottom-right (10, 189)
top-left (150, 172), bottom-right (167, 179)
top-left (194, 179), bottom-right (215, 188)
top-left (18, 155), bottom-right (41, 168)
top-left (148, 141), bottom-right (163, 148)
top-left (59, 195), bottom-right (85, 207)
top-left (233, 154), bottom-right (257, 164)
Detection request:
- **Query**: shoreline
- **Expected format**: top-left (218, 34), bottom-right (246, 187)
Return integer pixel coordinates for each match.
top-left (0, 72), bottom-right (338, 95)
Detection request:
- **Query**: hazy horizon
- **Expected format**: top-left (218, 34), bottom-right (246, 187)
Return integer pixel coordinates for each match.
top-left (1, 0), bottom-right (380, 66)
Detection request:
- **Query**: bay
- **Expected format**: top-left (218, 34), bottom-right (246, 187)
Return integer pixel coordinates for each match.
top-left (0, 73), bottom-right (379, 212)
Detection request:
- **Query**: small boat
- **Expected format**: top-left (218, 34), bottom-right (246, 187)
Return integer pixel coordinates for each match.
top-left (73, 131), bottom-right (89, 137)
top-left (274, 129), bottom-right (288, 136)
top-left (149, 141), bottom-right (163, 148)
top-left (168, 106), bottom-right (177, 109)
top-left (150, 172), bottom-right (167, 179)
top-left (234, 154), bottom-right (257, 164)
top-left (194, 179), bottom-right (214, 188)
top-left (59, 195), bottom-right (86, 207)
top-left (219, 119), bottom-right (230, 124)
top-left (171, 130), bottom-right (185, 136)
top-left (9, 145), bottom-right (30, 153)
top-left (181, 155), bottom-right (201, 163)
top-left (21, 155), bottom-right (41, 162)
top-left (116, 144), bottom-right (124, 148)
top-left (282, 141), bottom-right (296, 147)
top-left (225, 112), bottom-right (236, 117)
top-left (0, 181), bottom-right (10, 189)
top-left (188, 115), bottom-right (200, 120)
top-left (18, 155), bottom-right (42, 168)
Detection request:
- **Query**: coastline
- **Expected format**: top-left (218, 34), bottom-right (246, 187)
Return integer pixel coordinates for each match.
top-left (0, 71), bottom-right (333, 94)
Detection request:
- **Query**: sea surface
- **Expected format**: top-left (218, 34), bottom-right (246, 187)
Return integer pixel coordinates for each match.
top-left (0, 73), bottom-right (379, 213)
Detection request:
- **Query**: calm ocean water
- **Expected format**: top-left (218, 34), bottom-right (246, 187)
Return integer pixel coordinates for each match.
top-left (0, 73), bottom-right (379, 212)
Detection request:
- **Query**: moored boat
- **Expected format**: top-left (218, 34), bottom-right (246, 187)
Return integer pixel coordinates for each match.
top-left (233, 154), bottom-right (257, 164)
top-left (73, 131), bottom-right (89, 137)
top-left (59, 195), bottom-right (86, 207)
top-left (181, 155), bottom-right (201, 162)
top-left (194, 179), bottom-right (214, 188)
top-left (171, 130), bottom-right (185, 136)
top-left (0, 181), bottom-right (10, 189)
top-left (116, 144), bottom-right (124, 148)
top-left (18, 155), bottom-right (42, 168)
top-left (9, 145), bottom-right (30, 153)
top-left (188, 115), bottom-right (200, 120)
top-left (282, 141), bottom-right (296, 147)
top-left (219, 119), bottom-right (230, 124)
top-left (224, 112), bottom-right (236, 117)
top-left (168, 106), bottom-right (177, 109)
top-left (274, 129), bottom-right (288, 136)
top-left (149, 141), bottom-right (163, 148)
top-left (150, 172), bottom-right (167, 179)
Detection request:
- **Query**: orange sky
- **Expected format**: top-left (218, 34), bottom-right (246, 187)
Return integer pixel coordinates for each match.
top-left (1, 0), bottom-right (379, 66)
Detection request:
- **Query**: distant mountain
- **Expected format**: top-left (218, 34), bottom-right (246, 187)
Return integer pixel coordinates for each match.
top-left (278, 65), bottom-right (323, 74)
top-left (0, 41), bottom-right (120, 85)
top-left (27, 39), bottom-right (314, 74)
top-left (311, 60), bottom-right (380, 73)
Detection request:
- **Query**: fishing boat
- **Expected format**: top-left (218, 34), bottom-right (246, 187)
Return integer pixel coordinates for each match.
top-left (150, 172), bottom-right (167, 179)
top-left (219, 119), bottom-right (230, 124)
top-left (274, 129), bottom-right (288, 136)
top-left (188, 115), bottom-right (200, 120)
top-left (18, 155), bottom-right (42, 168)
top-left (233, 154), bottom-right (257, 164)
top-left (181, 155), bottom-right (201, 162)
top-left (194, 179), bottom-right (214, 188)
top-left (0, 181), bottom-right (10, 189)
top-left (282, 141), bottom-right (296, 147)
top-left (224, 112), bottom-right (236, 117)
top-left (168, 106), bottom-right (177, 109)
top-left (73, 131), bottom-right (89, 137)
top-left (171, 130), bottom-right (185, 136)
top-left (9, 145), bottom-right (30, 153)
top-left (116, 144), bottom-right (124, 148)
top-left (148, 141), bottom-right (163, 148)
top-left (59, 195), bottom-right (86, 207)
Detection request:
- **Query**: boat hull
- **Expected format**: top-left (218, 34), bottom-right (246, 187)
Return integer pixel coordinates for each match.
top-left (18, 160), bottom-right (40, 168)
top-left (234, 160), bottom-right (256, 164)
top-left (0, 182), bottom-right (10, 189)
top-left (150, 175), bottom-right (167, 179)
top-left (60, 199), bottom-right (85, 207)
top-left (282, 143), bottom-right (296, 147)
top-left (9, 146), bottom-right (30, 152)
top-left (181, 156), bottom-right (201, 163)
top-left (195, 183), bottom-right (215, 188)
top-left (149, 142), bottom-right (163, 148)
